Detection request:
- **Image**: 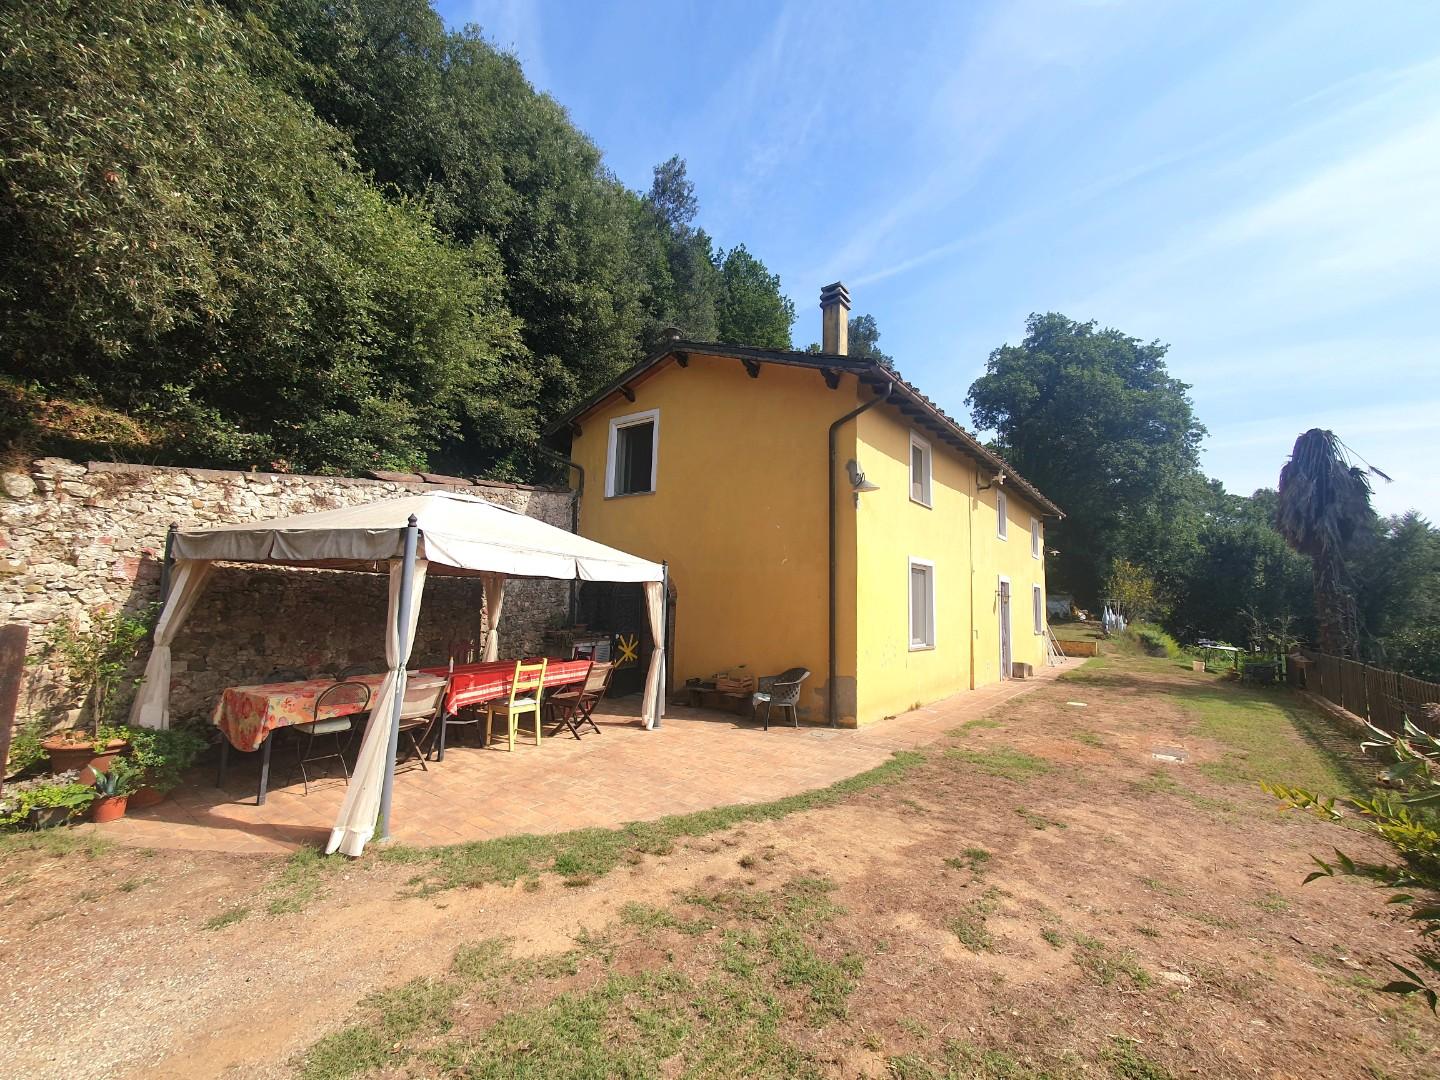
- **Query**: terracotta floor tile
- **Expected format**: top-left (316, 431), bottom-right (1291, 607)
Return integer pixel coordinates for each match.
top-left (95, 662), bottom-right (1079, 856)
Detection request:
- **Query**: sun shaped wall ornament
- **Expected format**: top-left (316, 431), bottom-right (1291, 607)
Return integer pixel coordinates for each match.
top-left (615, 633), bottom-right (640, 666)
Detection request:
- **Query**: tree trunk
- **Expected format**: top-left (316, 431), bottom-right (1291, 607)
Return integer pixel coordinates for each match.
top-left (1313, 559), bottom-right (1358, 658)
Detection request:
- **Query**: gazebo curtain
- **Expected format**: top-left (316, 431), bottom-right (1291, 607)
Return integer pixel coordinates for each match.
top-left (482, 572), bottom-right (506, 661)
top-left (641, 580), bottom-right (665, 729)
top-left (128, 559), bottom-right (214, 730)
top-left (326, 558), bottom-right (429, 857)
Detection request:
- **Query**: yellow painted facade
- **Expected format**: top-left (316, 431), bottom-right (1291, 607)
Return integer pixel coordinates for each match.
top-left (566, 351), bottom-right (1051, 727)
top-left (569, 354), bottom-right (860, 722)
top-left (853, 407), bottom-right (1047, 723)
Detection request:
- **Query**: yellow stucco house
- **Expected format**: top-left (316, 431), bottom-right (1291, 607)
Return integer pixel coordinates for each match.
top-left (547, 283), bottom-right (1062, 727)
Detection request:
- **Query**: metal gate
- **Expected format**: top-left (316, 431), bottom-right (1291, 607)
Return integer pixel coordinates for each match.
top-left (577, 581), bottom-right (650, 698)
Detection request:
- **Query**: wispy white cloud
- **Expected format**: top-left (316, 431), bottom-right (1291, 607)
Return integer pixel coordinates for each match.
top-left (1073, 54), bottom-right (1440, 335)
top-left (808, 0), bottom-right (1173, 286)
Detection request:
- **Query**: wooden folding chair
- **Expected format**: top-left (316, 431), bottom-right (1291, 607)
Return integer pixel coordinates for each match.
top-left (485, 659), bottom-right (548, 751)
top-left (545, 662), bottom-right (613, 738)
top-left (395, 675), bottom-right (447, 771)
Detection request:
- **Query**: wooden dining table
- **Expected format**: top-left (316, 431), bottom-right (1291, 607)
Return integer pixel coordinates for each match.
top-left (418, 658), bottom-right (593, 760)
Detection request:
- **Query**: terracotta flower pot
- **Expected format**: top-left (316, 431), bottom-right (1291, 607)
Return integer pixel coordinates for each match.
top-left (41, 739), bottom-right (95, 775)
top-left (127, 786), bottom-right (167, 811)
top-left (43, 737), bottom-right (131, 783)
top-left (91, 794), bottom-right (129, 823)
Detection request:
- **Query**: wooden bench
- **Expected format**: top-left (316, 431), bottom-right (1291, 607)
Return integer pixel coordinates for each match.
top-left (683, 681), bottom-right (752, 716)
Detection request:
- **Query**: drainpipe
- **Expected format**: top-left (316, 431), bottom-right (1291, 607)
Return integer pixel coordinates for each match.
top-left (534, 444), bottom-right (586, 625)
top-left (967, 471), bottom-right (976, 690)
top-left (827, 377), bottom-right (894, 727)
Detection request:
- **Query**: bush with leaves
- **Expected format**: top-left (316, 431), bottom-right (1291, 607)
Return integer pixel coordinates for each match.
top-left (32, 606), bottom-right (158, 734)
top-left (0, 771), bottom-right (95, 829)
top-left (3, 719), bottom-right (47, 778)
top-left (1265, 720), bottom-right (1440, 1011)
top-left (1128, 623), bottom-right (1184, 660)
top-left (126, 726), bottom-right (210, 793)
top-left (1106, 558), bottom-right (1163, 623)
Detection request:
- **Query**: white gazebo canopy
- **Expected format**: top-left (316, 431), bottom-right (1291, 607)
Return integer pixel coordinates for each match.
top-left (128, 491), bottom-right (666, 857)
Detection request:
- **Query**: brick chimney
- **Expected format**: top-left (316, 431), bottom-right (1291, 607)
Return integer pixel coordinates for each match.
top-left (820, 282), bottom-right (850, 355)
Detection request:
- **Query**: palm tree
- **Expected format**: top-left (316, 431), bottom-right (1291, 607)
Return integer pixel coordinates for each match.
top-left (1276, 429), bottom-right (1381, 657)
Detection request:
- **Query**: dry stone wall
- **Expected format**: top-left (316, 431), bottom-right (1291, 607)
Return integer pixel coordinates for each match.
top-left (0, 458), bottom-right (574, 729)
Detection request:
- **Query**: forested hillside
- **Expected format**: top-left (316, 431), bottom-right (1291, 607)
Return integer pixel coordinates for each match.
top-left (0, 0), bottom-right (795, 477)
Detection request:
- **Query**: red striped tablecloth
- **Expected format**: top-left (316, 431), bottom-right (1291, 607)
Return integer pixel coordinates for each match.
top-left (418, 659), bottom-right (592, 715)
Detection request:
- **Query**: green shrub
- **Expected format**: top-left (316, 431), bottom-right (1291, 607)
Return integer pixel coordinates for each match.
top-left (1266, 719), bottom-right (1440, 1011)
top-left (1129, 623), bottom-right (1184, 659)
top-left (4, 719), bottom-right (47, 777)
top-left (126, 725), bottom-right (209, 792)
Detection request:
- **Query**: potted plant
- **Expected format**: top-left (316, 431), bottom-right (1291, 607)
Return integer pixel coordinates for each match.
top-left (125, 726), bottom-right (208, 808)
top-left (89, 757), bottom-right (141, 823)
top-left (32, 607), bottom-right (156, 775)
top-left (0, 771), bottom-right (96, 830)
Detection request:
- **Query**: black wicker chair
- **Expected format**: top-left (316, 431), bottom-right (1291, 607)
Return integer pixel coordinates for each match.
top-left (752, 668), bottom-right (810, 730)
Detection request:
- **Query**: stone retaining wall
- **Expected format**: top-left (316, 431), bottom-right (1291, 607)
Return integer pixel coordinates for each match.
top-left (0, 458), bottom-right (575, 730)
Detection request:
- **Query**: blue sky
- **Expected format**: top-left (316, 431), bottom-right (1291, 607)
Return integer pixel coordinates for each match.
top-left (436, 0), bottom-right (1439, 519)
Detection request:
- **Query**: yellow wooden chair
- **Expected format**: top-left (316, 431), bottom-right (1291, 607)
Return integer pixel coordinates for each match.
top-left (484, 658), bottom-right (548, 751)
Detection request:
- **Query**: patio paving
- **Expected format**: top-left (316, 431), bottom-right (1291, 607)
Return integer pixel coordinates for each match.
top-left (96, 659), bottom-right (1082, 855)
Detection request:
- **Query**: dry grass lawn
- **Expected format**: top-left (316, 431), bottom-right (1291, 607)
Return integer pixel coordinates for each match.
top-left (1, 649), bottom-right (1435, 1079)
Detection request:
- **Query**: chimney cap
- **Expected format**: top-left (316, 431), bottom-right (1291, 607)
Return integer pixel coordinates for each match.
top-left (819, 281), bottom-right (851, 309)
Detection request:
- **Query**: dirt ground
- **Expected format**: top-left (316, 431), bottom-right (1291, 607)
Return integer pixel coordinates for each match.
top-left (1, 652), bottom-right (1435, 1079)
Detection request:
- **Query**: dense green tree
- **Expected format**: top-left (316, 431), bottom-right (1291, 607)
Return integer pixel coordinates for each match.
top-left (1, 0), bottom-right (522, 473)
top-left (966, 313), bottom-right (1208, 606)
top-left (715, 245), bottom-right (795, 349)
top-left (806, 313), bottom-right (893, 362)
top-left (639, 157), bottom-right (722, 341)
top-left (1276, 429), bottom-right (1380, 657)
top-left (844, 313), bottom-right (893, 364)
top-left (1353, 512), bottom-right (1440, 670)
top-left (5, 0), bottom-right (795, 475)
top-left (1168, 486), bottom-right (1313, 647)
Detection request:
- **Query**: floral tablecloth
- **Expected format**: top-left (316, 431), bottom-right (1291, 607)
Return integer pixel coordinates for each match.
top-left (419, 659), bottom-right (591, 716)
top-left (211, 674), bottom-right (387, 752)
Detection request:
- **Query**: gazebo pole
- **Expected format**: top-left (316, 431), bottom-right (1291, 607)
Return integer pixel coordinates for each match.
top-left (159, 522), bottom-right (178, 603)
top-left (378, 514), bottom-right (420, 842)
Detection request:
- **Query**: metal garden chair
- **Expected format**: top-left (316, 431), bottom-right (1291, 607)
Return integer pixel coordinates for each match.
top-left (287, 680), bottom-right (369, 795)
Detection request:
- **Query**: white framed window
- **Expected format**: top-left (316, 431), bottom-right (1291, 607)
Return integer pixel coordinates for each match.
top-left (908, 558), bottom-right (936, 650)
top-left (909, 432), bottom-right (932, 507)
top-left (1033, 584), bottom-right (1044, 634)
top-left (605, 408), bottom-right (659, 497)
top-left (1031, 516), bottom-right (1042, 559)
top-left (996, 490), bottom-right (1008, 539)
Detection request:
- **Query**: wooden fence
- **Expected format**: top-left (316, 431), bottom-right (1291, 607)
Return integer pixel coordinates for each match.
top-left (1291, 650), bottom-right (1440, 735)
